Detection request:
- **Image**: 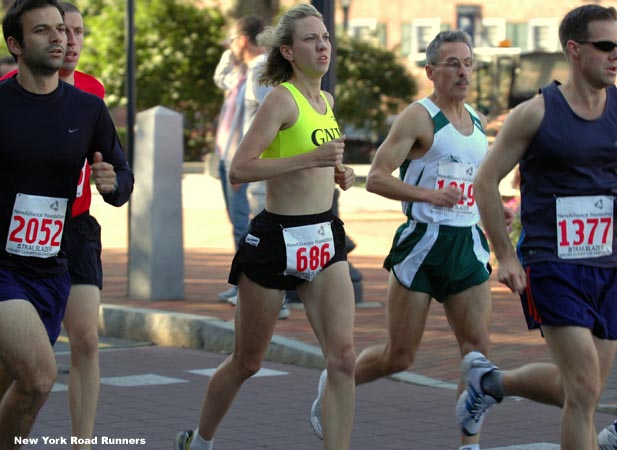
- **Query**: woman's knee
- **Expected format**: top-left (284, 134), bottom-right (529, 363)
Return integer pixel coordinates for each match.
top-left (233, 353), bottom-right (264, 379)
top-left (69, 330), bottom-right (99, 357)
top-left (327, 344), bottom-right (356, 377)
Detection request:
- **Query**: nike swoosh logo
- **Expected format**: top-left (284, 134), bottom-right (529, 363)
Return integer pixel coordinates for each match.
top-left (68, 128), bottom-right (79, 133)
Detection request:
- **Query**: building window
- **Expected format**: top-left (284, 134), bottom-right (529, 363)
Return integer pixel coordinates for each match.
top-left (347, 18), bottom-right (387, 47)
top-left (349, 18), bottom-right (377, 42)
top-left (457, 5), bottom-right (482, 45)
top-left (482, 18), bottom-right (506, 47)
top-left (410, 18), bottom-right (441, 62)
top-left (401, 23), bottom-right (412, 57)
top-left (528, 18), bottom-right (560, 52)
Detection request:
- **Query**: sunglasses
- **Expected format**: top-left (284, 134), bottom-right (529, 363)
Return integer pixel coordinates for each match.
top-left (575, 40), bottom-right (617, 52)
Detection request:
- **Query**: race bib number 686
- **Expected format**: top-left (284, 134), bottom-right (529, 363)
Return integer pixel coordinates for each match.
top-left (283, 221), bottom-right (334, 281)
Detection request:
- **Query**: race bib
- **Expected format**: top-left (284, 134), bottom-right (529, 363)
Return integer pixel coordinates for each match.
top-left (556, 195), bottom-right (613, 259)
top-left (432, 160), bottom-right (476, 216)
top-left (76, 159), bottom-right (87, 198)
top-left (283, 221), bottom-right (334, 281)
top-left (6, 193), bottom-right (68, 258)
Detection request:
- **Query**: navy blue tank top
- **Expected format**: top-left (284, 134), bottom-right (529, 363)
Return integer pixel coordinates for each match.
top-left (518, 81), bottom-right (617, 266)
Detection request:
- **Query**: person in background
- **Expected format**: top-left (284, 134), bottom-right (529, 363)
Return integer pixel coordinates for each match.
top-left (212, 20), bottom-right (250, 305)
top-left (0, 54), bottom-right (16, 76)
top-left (214, 15), bottom-right (290, 319)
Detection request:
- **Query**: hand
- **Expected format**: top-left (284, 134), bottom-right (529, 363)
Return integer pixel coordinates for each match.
top-left (91, 152), bottom-right (118, 194)
top-left (430, 185), bottom-right (462, 208)
top-left (335, 165), bottom-right (355, 191)
top-left (312, 136), bottom-right (345, 168)
top-left (497, 255), bottom-right (527, 294)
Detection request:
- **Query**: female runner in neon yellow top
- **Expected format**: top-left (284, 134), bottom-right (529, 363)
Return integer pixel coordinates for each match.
top-left (174, 5), bottom-right (357, 450)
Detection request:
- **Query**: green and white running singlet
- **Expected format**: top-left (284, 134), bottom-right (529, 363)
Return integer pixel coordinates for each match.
top-left (385, 98), bottom-right (491, 301)
top-left (401, 97), bottom-right (487, 227)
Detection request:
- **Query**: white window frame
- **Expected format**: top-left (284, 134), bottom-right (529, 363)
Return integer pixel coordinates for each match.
top-left (527, 18), bottom-right (560, 52)
top-left (482, 17), bottom-right (506, 47)
top-left (410, 18), bottom-right (441, 62)
top-left (348, 18), bottom-right (377, 41)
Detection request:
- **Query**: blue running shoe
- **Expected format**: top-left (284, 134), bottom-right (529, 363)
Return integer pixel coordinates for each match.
top-left (456, 351), bottom-right (500, 436)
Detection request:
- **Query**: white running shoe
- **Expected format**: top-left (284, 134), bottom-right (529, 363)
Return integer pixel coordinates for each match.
top-left (599, 421), bottom-right (617, 450)
top-left (278, 304), bottom-right (290, 320)
top-left (227, 295), bottom-right (237, 306)
top-left (456, 351), bottom-right (500, 436)
top-left (310, 369), bottom-right (327, 440)
top-left (174, 430), bottom-right (193, 450)
top-left (218, 286), bottom-right (237, 301)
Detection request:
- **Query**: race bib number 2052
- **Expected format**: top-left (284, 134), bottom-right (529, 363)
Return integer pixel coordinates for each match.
top-left (6, 193), bottom-right (68, 258)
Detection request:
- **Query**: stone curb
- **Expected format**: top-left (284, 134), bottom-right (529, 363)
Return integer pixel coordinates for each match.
top-left (99, 304), bottom-right (325, 369)
top-left (98, 304), bottom-right (463, 389)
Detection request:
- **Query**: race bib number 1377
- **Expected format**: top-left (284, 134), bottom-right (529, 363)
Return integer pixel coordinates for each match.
top-left (6, 193), bottom-right (68, 258)
top-left (556, 195), bottom-right (613, 259)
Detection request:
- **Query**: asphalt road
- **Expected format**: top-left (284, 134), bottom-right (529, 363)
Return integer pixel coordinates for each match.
top-left (18, 340), bottom-right (613, 450)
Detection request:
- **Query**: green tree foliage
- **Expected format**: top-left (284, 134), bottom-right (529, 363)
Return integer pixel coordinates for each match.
top-left (78, 0), bottom-right (226, 160)
top-left (335, 36), bottom-right (417, 141)
top-left (74, 0), bottom-right (417, 161)
top-left (0, 4), bottom-right (9, 58)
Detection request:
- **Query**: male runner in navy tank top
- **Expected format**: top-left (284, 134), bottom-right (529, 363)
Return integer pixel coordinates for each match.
top-left (0, 0), bottom-right (131, 446)
top-left (460, 5), bottom-right (617, 450)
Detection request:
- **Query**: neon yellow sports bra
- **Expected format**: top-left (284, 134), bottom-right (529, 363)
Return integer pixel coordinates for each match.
top-left (261, 82), bottom-right (341, 159)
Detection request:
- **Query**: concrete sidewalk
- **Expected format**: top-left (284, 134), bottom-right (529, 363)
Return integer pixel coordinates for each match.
top-left (89, 168), bottom-right (617, 412)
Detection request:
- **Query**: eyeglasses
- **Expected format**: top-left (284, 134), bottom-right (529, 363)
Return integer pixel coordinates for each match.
top-left (575, 40), bottom-right (617, 52)
top-left (433, 57), bottom-right (475, 71)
